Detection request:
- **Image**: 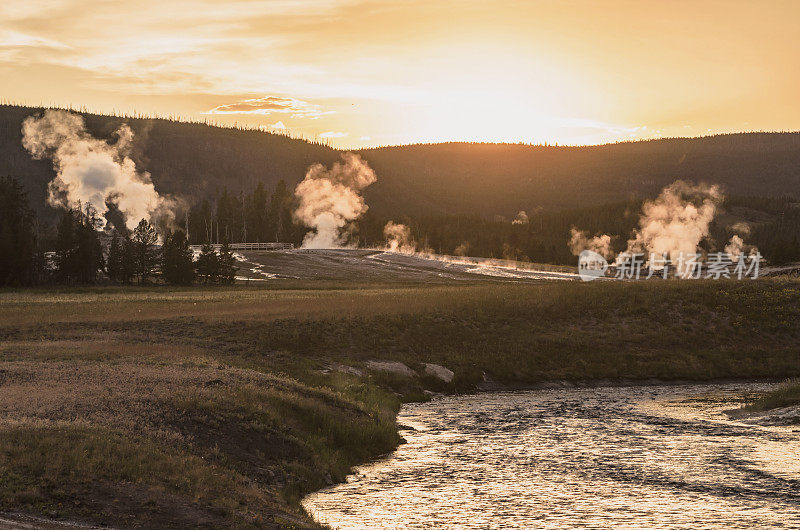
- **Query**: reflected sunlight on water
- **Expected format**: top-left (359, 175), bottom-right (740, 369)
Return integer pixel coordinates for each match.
top-left (303, 383), bottom-right (800, 529)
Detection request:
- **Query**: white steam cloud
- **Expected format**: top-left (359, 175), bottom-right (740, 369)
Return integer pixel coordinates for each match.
top-left (22, 110), bottom-right (173, 230)
top-left (724, 235), bottom-right (746, 261)
top-left (624, 181), bottom-right (722, 270)
top-left (384, 221), bottom-right (416, 253)
top-left (568, 228), bottom-right (614, 259)
top-left (567, 180), bottom-right (755, 277)
top-left (724, 221), bottom-right (758, 261)
top-left (294, 153), bottom-right (377, 248)
top-left (729, 221), bottom-right (751, 236)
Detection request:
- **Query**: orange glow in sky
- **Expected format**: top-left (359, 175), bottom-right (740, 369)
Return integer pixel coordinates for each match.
top-left (1, 0), bottom-right (799, 148)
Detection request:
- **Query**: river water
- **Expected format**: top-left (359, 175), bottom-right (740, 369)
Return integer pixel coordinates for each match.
top-left (303, 383), bottom-right (800, 528)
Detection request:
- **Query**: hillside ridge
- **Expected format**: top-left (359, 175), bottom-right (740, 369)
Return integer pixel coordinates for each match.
top-left (1, 104), bottom-right (799, 221)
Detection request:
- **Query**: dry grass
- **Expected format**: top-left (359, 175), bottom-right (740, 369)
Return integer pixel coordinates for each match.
top-left (0, 284), bottom-right (504, 325)
top-left (0, 352), bottom-right (399, 527)
top-left (1, 278), bottom-right (799, 527)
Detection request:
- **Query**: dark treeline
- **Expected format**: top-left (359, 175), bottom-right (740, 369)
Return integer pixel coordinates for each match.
top-left (0, 177), bottom-right (238, 286)
top-left (2, 101), bottom-right (800, 284)
top-left (360, 134), bottom-right (800, 218)
top-left (0, 177), bottom-right (44, 285)
top-left (357, 196), bottom-right (800, 266)
top-left (185, 180), bottom-right (305, 247)
top-left (356, 203), bottom-right (641, 265)
top-left (3, 170), bottom-right (800, 288)
top-left (733, 197), bottom-right (800, 265)
top-left (170, 179), bottom-right (800, 266)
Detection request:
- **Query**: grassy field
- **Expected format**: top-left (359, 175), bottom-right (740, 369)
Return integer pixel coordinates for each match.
top-left (1, 278), bottom-right (799, 527)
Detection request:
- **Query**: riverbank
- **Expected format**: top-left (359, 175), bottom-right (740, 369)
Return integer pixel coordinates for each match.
top-left (0, 278), bottom-right (799, 527)
top-left (304, 382), bottom-right (800, 529)
top-left (728, 379), bottom-right (800, 425)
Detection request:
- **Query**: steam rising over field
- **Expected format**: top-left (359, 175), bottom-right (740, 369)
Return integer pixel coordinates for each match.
top-left (22, 109), bottom-right (174, 230)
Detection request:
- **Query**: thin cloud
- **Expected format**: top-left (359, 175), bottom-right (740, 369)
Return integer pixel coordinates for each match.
top-left (320, 131), bottom-right (348, 138)
top-left (0, 30), bottom-right (70, 50)
top-left (204, 96), bottom-right (333, 118)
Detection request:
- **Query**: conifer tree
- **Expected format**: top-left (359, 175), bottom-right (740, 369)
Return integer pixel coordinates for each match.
top-left (269, 180), bottom-right (295, 242)
top-left (218, 239), bottom-right (238, 285)
top-left (131, 219), bottom-right (159, 283)
top-left (196, 242), bottom-right (219, 284)
top-left (120, 232), bottom-right (136, 284)
top-left (54, 209), bottom-right (77, 283)
top-left (161, 229), bottom-right (195, 285)
top-left (106, 231), bottom-right (123, 282)
top-left (0, 177), bottom-right (41, 285)
top-left (53, 207), bottom-right (103, 284)
top-left (76, 205), bottom-right (104, 283)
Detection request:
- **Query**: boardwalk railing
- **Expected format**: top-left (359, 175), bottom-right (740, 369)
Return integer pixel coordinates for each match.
top-left (189, 242), bottom-right (294, 252)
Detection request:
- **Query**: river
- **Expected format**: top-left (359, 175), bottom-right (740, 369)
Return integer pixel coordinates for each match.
top-left (303, 383), bottom-right (800, 528)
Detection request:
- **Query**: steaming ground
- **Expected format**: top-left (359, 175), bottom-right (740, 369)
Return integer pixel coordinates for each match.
top-left (233, 249), bottom-right (578, 283)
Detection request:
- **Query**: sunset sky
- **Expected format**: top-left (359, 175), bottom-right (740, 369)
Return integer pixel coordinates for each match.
top-left (2, 0), bottom-right (799, 148)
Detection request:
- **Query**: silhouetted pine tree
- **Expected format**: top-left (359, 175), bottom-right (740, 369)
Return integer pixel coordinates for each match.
top-left (0, 176), bottom-right (41, 285)
top-left (106, 231), bottom-right (123, 282)
top-left (120, 232), bottom-right (136, 284)
top-left (131, 219), bottom-right (159, 283)
top-left (54, 209), bottom-right (77, 283)
top-left (53, 207), bottom-right (103, 284)
top-left (196, 242), bottom-right (219, 284)
top-left (249, 181), bottom-right (269, 242)
top-left (218, 239), bottom-right (237, 285)
top-left (161, 229), bottom-right (195, 285)
top-left (77, 205), bottom-right (104, 283)
top-left (269, 180), bottom-right (295, 243)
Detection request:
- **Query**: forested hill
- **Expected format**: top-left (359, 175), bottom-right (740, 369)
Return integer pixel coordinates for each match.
top-left (360, 136), bottom-right (800, 217)
top-left (0, 104), bottom-right (339, 219)
top-left (2, 104), bottom-right (800, 221)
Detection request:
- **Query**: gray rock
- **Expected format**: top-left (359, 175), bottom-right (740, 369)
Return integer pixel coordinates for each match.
top-left (423, 363), bottom-right (455, 383)
top-left (366, 360), bottom-right (415, 378)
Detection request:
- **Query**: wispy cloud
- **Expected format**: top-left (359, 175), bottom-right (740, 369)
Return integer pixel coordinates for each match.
top-left (1, 0), bottom-right (797, 146)
top-left (204, 96), bottom-right (333, 118)
top-left (320, 131), bottom-right (348, 138)
top-left (0, 30), bottom-right (70, 50)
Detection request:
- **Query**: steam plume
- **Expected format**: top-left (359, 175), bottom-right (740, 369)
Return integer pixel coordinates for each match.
top-left (725, 235), bottom-right (745, 260)
top-left (21, 109), bottom-right (173, 230)
top-left (384, 221), bottom-right (416, 253)
top-left (294, 153), bottom-right (376, 248)
top-left (512, 210), bottom-right (529, 225)
top-left (624, 181), bottom-right (722, 271)
top-left (724, 222), bottom-right (758, 260)
top-left (568, 228), bottom-right (614, 259)
top-left (729, 221), bottom-right (751, 236)
top-left (567, 180), bottom-right (738, 277)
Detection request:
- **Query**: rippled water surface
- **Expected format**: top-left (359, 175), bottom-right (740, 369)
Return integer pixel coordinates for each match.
top-left (303, 384), bottom-right (800, 528)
